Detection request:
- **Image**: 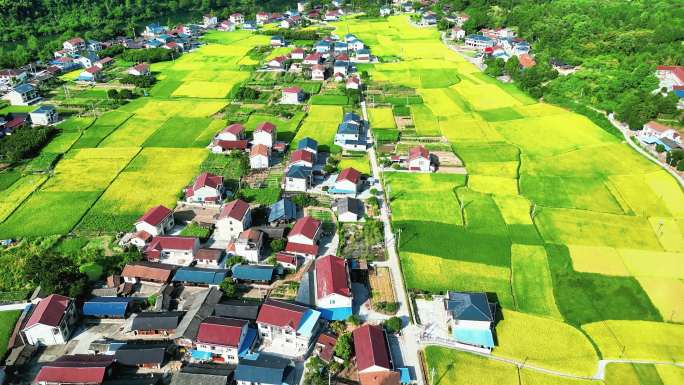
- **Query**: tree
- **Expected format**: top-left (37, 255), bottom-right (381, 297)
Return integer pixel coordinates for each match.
top-left (504, 56), bottom-right (520, 77)
top-left (107, 89), bottom-right (119, 99)
top-left (24, 254), bottom-right (88, 297)
top-left (484, 57), bottom-right (505, 77)
top-left (656, 144), bottom-right (666, 153)
top-left (334, 333), bottom-right (353, 361)
top-left (304, 356), bottom-right (328, 385)
top-left (329, 321), bottom-right (347, 336)
top-left (347, 314), bottom-right (361, 326)
top-left (119, 89), bottom-right (134, 100)
top-left (220, 278), bottom-right (238, 298)
top-left (270, 239), bottom-right (285, 253)
top-left (383, 316), bottom-right (403, 334)
top-left (678, 160), bottom-right (684, 171)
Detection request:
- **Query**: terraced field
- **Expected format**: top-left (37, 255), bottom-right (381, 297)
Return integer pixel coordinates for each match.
top-left (0, 31), bottom-right (270, 237)
top-left (335, 15), bottom-right (684, 381)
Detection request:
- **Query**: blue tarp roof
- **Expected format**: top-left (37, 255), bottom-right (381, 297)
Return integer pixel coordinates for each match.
top-left (453, 327), bottom-right (494, 348)
top-left (466, 34), bottom-right (493, 42)
top-left (173, 268), bottom-right (228, 285)
top-left (82, 297), bottom-right (134, 317)
top-left (297, 309), bottom-right (321, 337)
top-left (235, 354), bottom-right (290, 384)
top-left (675, 90), bottom-right (684, 98)
top-left (238, 327), bottom-right (257, 358)
top-left (268, 198), bottom-right (297, 223)
top-left (232, 264), bottom-right (275, 281)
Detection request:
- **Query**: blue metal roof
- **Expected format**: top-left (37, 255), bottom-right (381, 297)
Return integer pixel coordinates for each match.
top-left (235, 354), bottom-right (291, 384)
top-left (238, 327), bottom-right (257, 358)
top-left (466, 34), bottom-right (493, 42)
top-left (399, 368), bottom-right (411, 384)
top-left (343, 112), bottom-right (362, 123)
top-left (675, 90), bottom-right (684, 99)
top-left (453, 327), bottom-right (494, 348)
top-left (338, 122), bottom-right (361, 135)
top-left (286, 165), bottom-right (312, 179)
top-left (173, 267), bottom-right (228, 285)
top-left (297, 309), bottom-right (321, 337)
top-left (297, 137), bottom-right (318, 151)
top-left (14, 84), bottom-right (34, 93)
top-left (231, 264), bottom-right (275, 281)
top-left (356, 49), bottom-right (370, 55)
top-left (32, 105), bottom-right (55, 114)
top-left (315, 41), bottom-right (330, 48)
top-left (268, 198), bottom-right (297, 223)
top-left (82, 297), bottom-right (134, 317)
top-left (146, 40), bottom-right (162, 48)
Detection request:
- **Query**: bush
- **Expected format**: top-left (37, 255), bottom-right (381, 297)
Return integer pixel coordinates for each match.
top-left (656, 144), bottom-right (666, 153)
top-left (347, 314), bottom-right (362, 326)
top-left (179, 223), bottom-right (211, 239)
top-left (678, 160), bottom-right (684, 171)
top-left (373, 301), bottom-right (399, 314)
top-left (384, 316), bottom-right (403, 333)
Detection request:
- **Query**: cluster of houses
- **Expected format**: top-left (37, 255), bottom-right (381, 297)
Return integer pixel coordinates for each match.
top-left (0, 103), bottom-right (59, 139)
top-left (385, 145), bottom-right (436, 173)
top-left (655, 65), bottom-right (684, 109)
top-left (208, 121), bottom-right (281, 168)
top-left (459, 27), bottom-right (535, 68)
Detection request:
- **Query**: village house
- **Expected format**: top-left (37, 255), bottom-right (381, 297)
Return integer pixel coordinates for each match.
top-left (77, 52), bottom-right (100, 68)
top-left (194, 248), bottom-right (224, 267)
top-left (291, 48), bottom-right (305, 60)
top-left (230, 13), bottom-right (245, 24)
top-left (231, 229), bottom-right (265, 263)
top-left (130, 311), bottom-right (183, 336)
top-left (211, 139), bottom-right (249, 154)
top-left (304, 52), bottom-right (323, 65)
top-left (271, 35), bottom-right (286, 47)
top-left (354, 324), bottom-right (401, 385)
top-left (29, 105), bottom-right (58, 126)
top-left (217, 123), bottom-right (245, 141)
top-left (218, 20), bottom-right (236, 31)
top-left (455, 12), bottom-right (470, 26)
top-left (0, 113), bottom-right (29, 135)
top-left (355, 49), bottom-right (371, 63)
top-left (518, 53), bottom-right (536, 69)
top-left (421, 12), bottom-right (438, 25)
top-left (235, 354), bottom-right (296, 385)
top-left (285, 216), bottom-right (321, 258)
top-left (253, 121), bottom-right (277, 148)
top-left (332, 167), bottom-right (362, 195)
top-left (333, 197), bottom-right (365, 222)
top-left (78, 66), bottom-right (103, 82)
top-left (231, 264), bottom-right (276, 284)
top-left (347, 38), bottom-right (365, 51)
top-left (656, 65), bottom-right (684, 92)
top-left (314, 255), bottom-right (353, 321)
top-left (193, 317), bottom-right (253, 363)
top-left (122, 261), bottom-right (176, 285)
top-left (215, 199), bottom-right (252, 241)
top-left (185, 172), bottom-right (225, 203)
top-left (333, 41), bottom-right (348, 55)
top-left (444, 291), bottom-right (496, 351)
top-left (203, 14), bottom-right (218, 28)
top-left (281, 87), bottom-right (304, 104)
top-left (451, 27), bottom-right (466, 40)
top-left (256, 300), bottom-right (322, 358)
top-left (171, 363), bottom-right (235, 385)
top-left (297, 137), bottom-right (318, 155)
top-left (284, 165), bottom-right (313, 193)
top-left (268, 198), bottom-right (298, 225)
top-left (324, 11), bottom-right (340, 21)
top-left (82, 297), bottom-right (134, 319)
top-left (63, 37), bottom-right (86, 52)
top-left (95, 57), bottom-right (113, 68)
top-left (333, 60), bottom-right (349, 76)
top-left (128, 63), bottom-right (150, 76)
top-left (2, 83), bottom-right (40, 105)
top-left (642, 120), bottom-right (680, 142)
top-left (314, 333), bottom-right (339, 363)
top-left (172, 267), bottom-right (228, 288)
top-left (144, 23), bottom-right (165, 38)
top-left (334, 112), bottom-right (367, 150)
top-left (34, 355), bottom-right (115, 385)
top-left (408, 145), bottom-right (432, 172)
top-left (268, 55), bottom-right (288, 70)
top-left (311, 64), bottom-right (327, 81)
top-left (256, 12), bottom-right (271, 25)
top-left (465, 35), bottom-right (495, 50)
top-left (22, 294), bottom-right (77, 346)
top-left (314, 41), bottom-right (332, 56)
top-left (276, 252), bottom-right (300, 270)
top-left (133, 205), bottom-right (175, 247)
top-left (280, 18), bottom-right (296, 29)
top-left (250, 144), bottom-right (270, 169)
top-left (0, 69), bottom-right (27, 86)
top-left (144, 236), bottom-right (200, 266)
top-left (290, 149), bottom-right (315, 168)
top-left (114, 344), bottom-right (168, 369)
top-left (346, 75), bottom-right (360, 90)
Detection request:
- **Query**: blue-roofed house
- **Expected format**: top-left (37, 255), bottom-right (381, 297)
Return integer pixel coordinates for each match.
top-left (344, 34), bottom-right (357, 43)
top-left (235, 353), bottom-right (296, 385)
top-left (2, 84), bottom-right (40, 106)
top-left (465, 35), bottom-right (495, 49)
top-left (334, 112), bottom-right (367, 151)
top-left (297, 137), bottom-right (318, 155)
top-left (173, 267), bottom-right (228, 288)
top-left (256, 300), bottom-right (321, 358)
top-left (444, 291), bottom-right (496, 351)
top-left (284, 165), bottom-right (313, 192)
top-left (155, 34), bottom-right (172, 44)
top-left (242, 21), bottom-right (257, 30)
top-left (333, 60), bottom-right (349, 76)
top-left (29, 105), bottom-right (59, 126)
top-left (348, 39), bottom-right (365, 51)
top-left (76, 52), bottom-right (100, 68)
top-left (145, 39), bottom-right (163, 49)
top-left (268, 198), bottom-right (298, 225)
top-left (144, 23), bottom-right (165, 38)
top-left (82, 297), bottom-right (135, 318)
top-left (231, 264), bottom-right (275, 283)
top-left (355, 48), bottom-right (371, 63)
top-left (315, 41), bottom-right (331, 54)
top-left (333, 41), bottom-right (348, 54)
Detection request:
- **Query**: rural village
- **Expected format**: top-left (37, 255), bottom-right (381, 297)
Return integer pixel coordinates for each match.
top-left (0, 1), bottom-right (682, 385)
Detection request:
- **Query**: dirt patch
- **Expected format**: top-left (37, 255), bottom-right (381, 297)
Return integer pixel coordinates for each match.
top-left (432, 151), bottom-right (463, 167)
top-left (369, 267), bottom-right (395, 306)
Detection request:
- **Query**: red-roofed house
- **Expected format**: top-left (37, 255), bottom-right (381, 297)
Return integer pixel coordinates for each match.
top-left (215, 199), bottom-right (252, 241)
top-left (268, 55), bottom-right (288, 69)
top-left (217, 123), bottom-right (245, 141)
top-left (122, 261), bottom-right (176, 284)
top-left (353, 324), bottom-right (393, 373)
top-left (518, 53), bottom-right (536, 69)
top-left (291, 47), bottom-right (306, 60)
top-left (346, 75), bottom-right (360, 90)
top-left (185, 172), bottom-right (225, 203)
top-left (79, 66), bottom-right (103, 82)
top-left (276, 252), bottom-right (300, 270)
top-left (656, 65), bottom-right (684, 91)
top-left (63, 37), bottom-right (86, 52)
top-left (22, 294), bottom-right (77, 346)
top-left (194, 317), bottom-right (250, 363)
top-left (333, 168), bottom-right (362, 194)
top-left (287, 216), bottom-right (321, 246)
top-left (314, 333), bottom-right (339, 363)
top-left (250, 144), bottom-right (270, 169)
top-left (641, 121), bottom-right (680, 142)
top-left (253, 121), bottom-right (277, 147)
top-left (144, 236), bottom-right (200, 266)
top-left (303, 53), bottom-right (323, 65)
top-left (315, 255), bottom-right (352, 320)
top-left (290, 149), bottom-right (314, 168)
top-left (211, 139), bottom-right (250, 153)
top-left (128, 63), bottom-right (150, 76)
top-left (312, 64), bottom-right (326, 81)
top-left (408, 145), bottom-right (431, 172)
top-left (281, 87), bottom-right (303, 104)
top-left (134, 205), bottom-right (174, 238)
top-left (256, 300), bottom-right (321, 357)
top-left (34, 355), bottom-right (115, 385)
top-left (218, 20), bottom-right (235, 31)
top-left (256, 12), bottom-right (271, 25)
top-left (230, 13), bottom-right (245, 24)
top-left (233, 229), bottom-right (264, 263)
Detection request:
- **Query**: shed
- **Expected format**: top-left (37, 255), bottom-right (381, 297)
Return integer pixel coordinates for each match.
top-left (268, 198), bottom-right (298, 224)
top-left (231, 264), bottom-right (275, 283)
top-left (173, 267), bottom-right (228, 286)
top-left (82, 297), bottom-right (135, 318)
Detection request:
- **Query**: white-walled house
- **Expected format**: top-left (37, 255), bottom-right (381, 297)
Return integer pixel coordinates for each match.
top-left (408, 145), bottom-right (431, 172)
top-left (289, 149), bottom-right (314, 168)
top-left (203, 15), bottom-right (218, 28)
top-left (284, 165), bottom-right (312, 192)
top-left (22, 294), bottom-right (77, 346)
top-left (281, 87), bottom-right (303, 104)
top-left (128, 63), bottom-right (150, 76)
top-left (314, 255), bottom-right (353, 321)
top-left (444, 291), bottom-right (496, 351)
top-left (332, 168), bottom-right (361, 195)
top-left (230, 13), bottom-right (245, 24)
top-left (312, 64), bottom-right (326, 81)
top-left (215, 199), bottom-right (252, 241)
top-left (216, 123), bottom-right (245, 141)
top-left (333, 197), bottom-right (364, 222)
top-left (253, 122), bottom-right (277, 148)
top-left (194, 317), bottom-right (251, 364)
top-left (250, 144), bottom-right (270, 169)
top-left (144, 236), bottom-right (200, 266)
top-left (256, 300), bottom-right (321, 358)
top-left (641, 121), bottom-right (681, 143)
top-left (655, 66), bottom-right (684, 92)
top-left (353, 324), bottom-right (393, 374)
top-left (29, 105), bottom-right (59, 126)
top-left (63, 37), bottom-right (86, 52)
top-left (134, 205), bottom-right (175, 239)
top-left (185, 172), bottom-right (225, 203)
top-left (2, 84), bottom-right (40, 106)
top-left (287, 216), bottom-right (321, 246)
top-left (232, 229), bottom-right (264, 263)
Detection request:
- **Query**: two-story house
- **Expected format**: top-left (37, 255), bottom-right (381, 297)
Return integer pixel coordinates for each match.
top-left (285, 216), bottom-right (321, 258)
top-left (217, 123), bottom-right (245, 141)
top-left (215, 199), bottom-right (252, 241)
top-left (353, 324), bottom-right (401, 385)
top-left (253, 122), bottom-right (277, 148)
top-left (444, 291), bottom-right (496, 351)
top-left (144, 236), bottom-right (200, 266)
top-left (232, 229), bottom-right (264, 263)
top-left (334, 112), bottom-right (367, 150)
top-left (408, 145), bottom-right (432, 172)
top-left (332, 168), bottom-right (362, 195)
top-left (314, 255), bottom-right (353, 321)
top-left (2, 84), bottom-right (40, 106)
top-left (256, 300), bottom-right (321, 358)
top-left (22, 294), bottom-right (78, 346)
top-left (63, 37), bottom-right (86, 52)
top-left (194, 316), bottom-right (252, 364)
top-left (185, 172), bottom-right (225, 203)
top-left (283, 165), bottom-right (313, 193)
top-left (133, 205), bottom-right (175, 247)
